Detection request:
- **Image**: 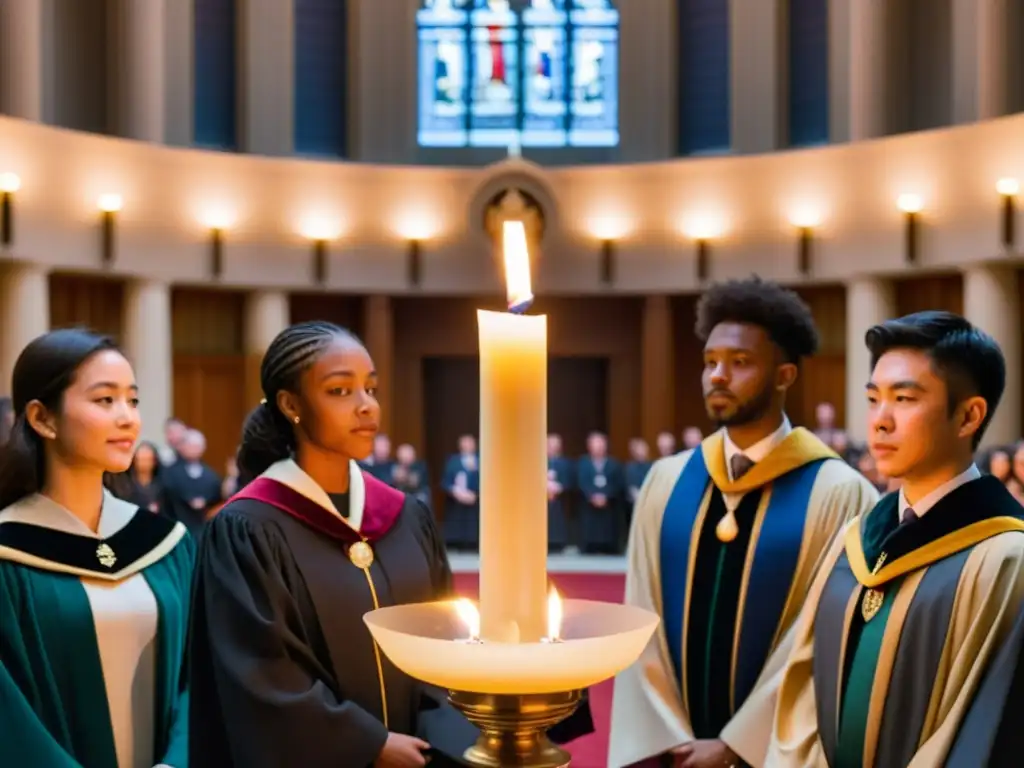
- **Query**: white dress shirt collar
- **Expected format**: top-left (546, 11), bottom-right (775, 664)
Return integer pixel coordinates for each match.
top-left (899, 464), bottom-right (981, 520)
top-left (724, 415), bottom-right (792, 482)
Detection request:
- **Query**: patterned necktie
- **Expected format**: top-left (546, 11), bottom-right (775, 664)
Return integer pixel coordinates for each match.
top-left (730, 454), bottom-right (755, 481)
top-left (901, 507), bottom-right (918, 526)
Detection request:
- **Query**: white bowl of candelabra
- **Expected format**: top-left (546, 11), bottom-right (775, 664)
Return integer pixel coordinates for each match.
top-left (363, 598), bottom-right (660, 768)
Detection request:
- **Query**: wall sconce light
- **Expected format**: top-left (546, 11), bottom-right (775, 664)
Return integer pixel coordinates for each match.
top-left (300, 218), bottom-right (341, 286)
top-left (683, 215), bottom-right (725, 283)
top-left (97, 193), bottom-right (123, 266)
top-left (695, 238), bottom-right (712, 282)
top-left (408, 239), bottom-right (423, 286)
top-left (896, 194), bottom-right (923, 264)
top-left (997, 178), bottom-right (1019, 248)
top-left (201, 211), bottom-right (235, 279)
top-left (0, 172), bottom-right (21, 246)
top-left (209, 227), bottom-right (225, 278)
top-left (788, 212), bottom-right (821, 276)
top-left (600, 239), bottom-right (615, 285)
top-left (311, 238), bottom-right (329, 285)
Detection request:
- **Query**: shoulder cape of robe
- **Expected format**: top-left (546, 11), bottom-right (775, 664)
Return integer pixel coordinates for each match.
top-left (0, 492), bottom-right (193, 768)
top-left (188, 459), bottom-right (487, 768)
top-left (609, 427), bottom-right (880, 767)
top-left (768, 474), bottom-right (1024, 768)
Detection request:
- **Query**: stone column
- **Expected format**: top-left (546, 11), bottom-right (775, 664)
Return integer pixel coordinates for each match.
top-left (640, 295), bottom-right (675, 446)
top-left (362, 296), bottom-right (395, 438)
top-left (845, 277), bottom-right (895, 442)
top-left (952, 0), bottom-right (1009, 123)
top-left (123, 280), bottom-right (172, 443)
top-left (243, 291), bottom-right (290, 408)
top-left (829, 0), bottom-right (888, 142)
top-left (109, 0), bottom-right (166, 142)
top-left (0, 264), bottom-right (50, 397)
top-left (962, 265), bottom-right (1021, 446)
top-left (729, 0), bottom-right (784, 153)
top-left (239, 0), bottom-right (294, 155)
top-left (162, 0), bottom-right (193, 146)
top-left (0, 0), bottom-right (46, 121)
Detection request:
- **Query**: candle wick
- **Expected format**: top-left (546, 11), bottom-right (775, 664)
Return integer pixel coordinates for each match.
top-left (508, 299), bottom-right (533, 315)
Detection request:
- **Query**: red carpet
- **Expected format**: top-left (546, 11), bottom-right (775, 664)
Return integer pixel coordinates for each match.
top-left (452, 572), bottom-right (625, 768)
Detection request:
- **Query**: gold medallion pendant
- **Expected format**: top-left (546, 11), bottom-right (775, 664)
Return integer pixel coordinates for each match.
top-left (96, 542), bottom-right (117, 569)
top-left (715, 511), bottom-right (739, 543)
top-left (348, 540), bottom-right (375, 570)
top-left (861, 551), bottom-right (888, 622)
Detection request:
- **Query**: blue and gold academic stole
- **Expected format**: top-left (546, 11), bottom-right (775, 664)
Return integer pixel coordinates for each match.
top-left (659, 453), bottom-right (828, 704)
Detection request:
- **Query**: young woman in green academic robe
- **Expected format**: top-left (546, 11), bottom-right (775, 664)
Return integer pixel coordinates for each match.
top-left (0, 328), bottom-right (192, 768)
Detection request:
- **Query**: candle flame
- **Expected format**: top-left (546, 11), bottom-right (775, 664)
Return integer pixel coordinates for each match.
top-left (454, 597), bottom-right (481, 640)
top-left (547, 587), bottom-right (563, 641)
top-left (502, 220), bottom-right (533, 312)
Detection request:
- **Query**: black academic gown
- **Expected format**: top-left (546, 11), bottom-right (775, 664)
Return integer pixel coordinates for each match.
top-left (162, 460), bottom-right (222, 536)
top-left (442, 454), bottom-right (480, 551)
top-left (188, 467), bottom-right (475, 768)
top-left (624, 459), bottom-right (652, 526)
top-left (392, 460), bottom-right (432, 508)
top-left (361, 458), bottom-right (396, 486)
top-left (947, 601), bottom-right (1024, 768)
top-left (547, 456), bottom-right (574, 551)
top-left (577, 455), bottom-right (625, 554)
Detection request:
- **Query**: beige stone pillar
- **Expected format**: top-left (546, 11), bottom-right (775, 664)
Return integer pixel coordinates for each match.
top-left (239, 0), bottom-right (294, 155)
top-left (845, 277), bottom-right (895, 442)
top-left (110, 0), bottom-right (167, 142)
top-left (640, 295), bottom-right (675, 446)
top-left (123, 280), bottom-right (172, 443)
top-left (952, 0), bottom-right (1010, 122)
top-left (829, 0), bottom-right (888, 142)
top-left (243, 291), bottom-right (290, 408)
top-left (162, 0), bottom-right (193, 146)
top-left (0, 0), bottom-right (46, 121)
top-left (729, 0), bottom-right (784, 153)
top-left (362, 297), bottom-right (395, 438)
top-left (0, 264), bottom-right (50, 397)
top-left (962, 265), bottom-right (1021, 447)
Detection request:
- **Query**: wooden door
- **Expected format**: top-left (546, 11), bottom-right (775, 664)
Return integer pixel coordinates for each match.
top-left (548, 357), bottom-right (608, 457)
top-left (421, 355), bottom-right (611, 513)
top-left (49, 273), bottom-right (125, 341)
top-left (895, 274), bottom-right (964, 316)
top-left (172, 355), bottom-right (247, 479)
top-left (422, 357), bottom-right (480, 515)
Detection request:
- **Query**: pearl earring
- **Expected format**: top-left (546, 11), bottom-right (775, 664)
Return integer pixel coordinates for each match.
top-left (293, 416), bottom-right (300, 424)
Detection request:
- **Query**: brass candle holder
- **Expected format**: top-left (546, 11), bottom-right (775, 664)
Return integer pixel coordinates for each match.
top-left (364, 598), bottom-right (659, 768)
top-left (449, 689), bottom-right (582, 768)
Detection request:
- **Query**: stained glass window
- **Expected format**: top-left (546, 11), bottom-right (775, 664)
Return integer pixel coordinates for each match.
top-left (417, 0), bottom-right (619, 149)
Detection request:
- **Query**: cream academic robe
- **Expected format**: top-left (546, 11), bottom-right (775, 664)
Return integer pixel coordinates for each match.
top-left (608, 430), bottom-right (879, 768)
top-left (766, 505), bottom-right (1024, 768)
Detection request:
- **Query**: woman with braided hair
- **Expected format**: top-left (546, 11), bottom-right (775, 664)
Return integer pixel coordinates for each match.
top-left (187, 321), bottom-right (476, 767)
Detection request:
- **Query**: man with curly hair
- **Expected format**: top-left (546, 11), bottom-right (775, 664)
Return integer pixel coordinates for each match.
top-left (609, 276), bottom-right (879, 768)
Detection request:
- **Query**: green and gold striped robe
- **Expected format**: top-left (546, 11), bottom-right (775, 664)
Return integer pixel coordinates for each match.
top-left (609, 428), bottom-right (879, 767)
top-left (768, 475), bottom-right (1024, 768)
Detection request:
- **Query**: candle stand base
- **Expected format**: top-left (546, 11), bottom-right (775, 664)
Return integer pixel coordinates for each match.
top-left (448, 689), bottom-right (582, 768)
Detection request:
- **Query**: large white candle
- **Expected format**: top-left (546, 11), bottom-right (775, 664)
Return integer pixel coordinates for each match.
top-left (477, 220), bottom-right (548, 644)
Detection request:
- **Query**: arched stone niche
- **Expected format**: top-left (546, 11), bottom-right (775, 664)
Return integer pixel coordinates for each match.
top-left (467, 158), bottom-right (559, 269)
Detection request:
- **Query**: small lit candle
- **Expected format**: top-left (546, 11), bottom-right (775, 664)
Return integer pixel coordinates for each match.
top-left (542, 587), bottom-right (564, 643)
top-left (454, 598), bottom-right (483, 644)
